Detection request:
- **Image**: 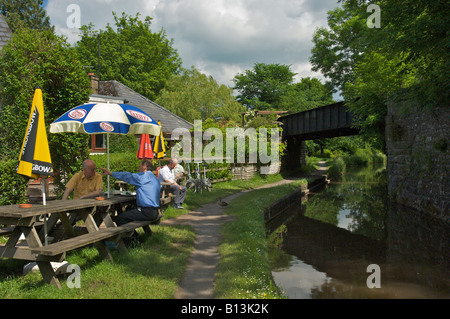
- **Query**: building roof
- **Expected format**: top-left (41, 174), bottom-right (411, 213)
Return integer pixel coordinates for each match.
top-left (0, 13), bottom-right (12, 50)
top-left (98, 80), bottom-right (193, 137)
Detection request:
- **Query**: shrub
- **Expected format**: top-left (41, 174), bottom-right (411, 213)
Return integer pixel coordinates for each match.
top-left (327, 157), bottom-right (346, 179)
top-left (345, 148), bottom-right (372, 166)
top-left (372, 150), bottom-right (387, 164)
top-left (90, 153), bottom-right (141, 191)
top-left (312, 148), bottom-right (333, 158)
top-left (0, 160), bottom-right (29, 205)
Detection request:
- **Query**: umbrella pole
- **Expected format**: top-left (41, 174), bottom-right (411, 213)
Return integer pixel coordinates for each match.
top-left (41, 177), bottom-right (47, 206)
top-left (107, 133), bottom-right (110, 198)
top-left (41, 177), bottom-right (48, 246)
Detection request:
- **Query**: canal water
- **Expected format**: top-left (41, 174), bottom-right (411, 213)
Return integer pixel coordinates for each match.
top-left (270, 165), bottom-right (449, 299)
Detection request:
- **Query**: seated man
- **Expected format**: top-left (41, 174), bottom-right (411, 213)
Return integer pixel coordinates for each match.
top-left (158, 158), bottom-right (187, 209)
top-left (172, 159), bottom-right (185, 182)
top-left (62, 159), bottom-right (103, 200)
top-left (100, 160), bottom-right (160, 226)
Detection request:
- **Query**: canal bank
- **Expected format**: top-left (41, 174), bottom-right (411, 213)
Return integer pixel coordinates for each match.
top-left (163, 176), bottom-right (311, 298)
top-left (268, 164), bottom-right (449, 299)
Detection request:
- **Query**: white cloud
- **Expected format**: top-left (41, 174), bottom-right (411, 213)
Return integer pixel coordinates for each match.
top-left (46, 0), bottom-right (338, 87)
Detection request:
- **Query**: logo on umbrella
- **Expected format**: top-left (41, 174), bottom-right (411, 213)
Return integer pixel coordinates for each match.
top-left (126, 110), bottom-right (152, 122)
top-left (68, 109), bottom-right (87, 120)
top-left (100, 122), bottom-right (115, 132)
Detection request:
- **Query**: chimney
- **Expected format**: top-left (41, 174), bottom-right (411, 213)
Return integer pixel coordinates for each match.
top-left (88, 73), bottom-right (99, 94)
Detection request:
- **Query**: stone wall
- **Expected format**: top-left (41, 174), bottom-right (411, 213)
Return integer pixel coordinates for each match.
top-left (231, 162), bottom-right (281, 180)
top-left (386, 101), bottom-right (449, 221)
top-left (231, 164), bottom-right (258, 180)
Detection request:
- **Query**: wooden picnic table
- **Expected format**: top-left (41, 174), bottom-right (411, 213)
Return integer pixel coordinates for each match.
top-left (0, 195), bottom-right (160, 289)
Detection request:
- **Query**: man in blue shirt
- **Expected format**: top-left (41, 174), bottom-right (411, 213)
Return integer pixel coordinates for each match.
top-left (100, 160), bottom-right (160, 226)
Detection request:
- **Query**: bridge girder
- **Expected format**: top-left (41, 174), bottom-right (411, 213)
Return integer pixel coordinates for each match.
top-left (279, 101), bottom-right (359, 140)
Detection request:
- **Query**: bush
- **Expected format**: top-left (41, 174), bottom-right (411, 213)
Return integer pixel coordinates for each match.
top-left (0, 160), bottom-right (29, 205)
top-left (344, 148), bottom-right (372, 166)
top-left (90, 153), bottom-right (142, 191)
top-left (327, 157), bottom-right (346, 179)
top-left (312, 148), bottom-right (333, 158)
top-left (372, 150), bottom-right (386, 164)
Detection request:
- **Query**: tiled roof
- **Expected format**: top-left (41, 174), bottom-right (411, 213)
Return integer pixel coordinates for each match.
top-left (98, 80), bottom-right (193, 135)
top-left (0, 13), bottom-right (12, 50)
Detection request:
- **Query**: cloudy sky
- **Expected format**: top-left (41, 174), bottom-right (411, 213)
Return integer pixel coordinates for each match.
top-left (44, 0), bottom-right (340, 89)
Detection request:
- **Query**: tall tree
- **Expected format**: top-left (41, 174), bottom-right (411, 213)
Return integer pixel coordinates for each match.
top-left (233, 63), bottom-right (296, 110)
top-left (280, 77), bottom-right (335, 113)
top-left (0, 0), bottom-right (52, 31)
top-left (310, 1), bottom-right (378, 93)
top-left (310, 0), bottom-right (449, 149)
top-left (156, 67), bottom-right (245, 123)
top-left (74, 12), bottom-right (182, 101)
top-left (233, 63), bottom-right (334, 112)
top-left (0, 28), bottom-right (92, 194)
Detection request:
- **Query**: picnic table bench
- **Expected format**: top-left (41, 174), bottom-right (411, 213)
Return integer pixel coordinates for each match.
top-left (0, 195), bottom-right (165, 289)
top-left (30, 219), bottom-right (160, 256)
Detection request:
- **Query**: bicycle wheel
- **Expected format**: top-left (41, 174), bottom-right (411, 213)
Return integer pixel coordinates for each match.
top-left (204, 178), bottom-right (212, 192)
top-left (195, 180), bottom-right (202, 193)
top-left (185, 179), bottom-right (196, 191)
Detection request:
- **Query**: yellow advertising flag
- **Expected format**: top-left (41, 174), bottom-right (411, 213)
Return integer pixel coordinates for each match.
top-left (17, 87), bottom-right (53, 179)
top-left (152, 121), bottom-right (166, 159)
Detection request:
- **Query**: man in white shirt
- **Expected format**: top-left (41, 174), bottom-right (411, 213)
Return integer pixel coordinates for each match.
top-left (158, 158), bottom-right (187, 209)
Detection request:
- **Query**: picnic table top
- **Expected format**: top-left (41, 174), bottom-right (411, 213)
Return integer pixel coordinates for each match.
top-left (0, 196), bottom-right (136, 219)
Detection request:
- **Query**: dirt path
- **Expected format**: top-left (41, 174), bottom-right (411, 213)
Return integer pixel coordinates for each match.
top-left (161, 178), bottom-right (299, 299)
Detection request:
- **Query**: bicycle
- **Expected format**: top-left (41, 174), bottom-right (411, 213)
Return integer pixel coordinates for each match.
top-left (201, 163), bottom-right (212, 192)
top-left (185, 162), bottom-right (212, 193)
top-left (184, 163), bottom-right (197, 191)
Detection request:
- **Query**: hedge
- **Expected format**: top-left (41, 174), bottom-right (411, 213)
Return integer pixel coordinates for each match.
top-left (0, 159), bottom-right (29, 206)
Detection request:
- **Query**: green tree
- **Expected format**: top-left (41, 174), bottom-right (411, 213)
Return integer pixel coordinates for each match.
top-left (0, 0), bottom-right (52, 32)
top-left (156, 67), bottom-right (245, 123)
top-left (74, 12), bottom-right (182, 101)
top-left (233, 63), bottom-right (296, 110)
top-left (310, 0), bottom-right (449, 150)
top-left (0, 28), bottom-right (92, 195)
top-left (280, 77), bottom-right (335, 113)
top-left (379, 0), bottom-right (449, 107)
top-left (310, 1), bottom-right (376, 93)
top-left (233, 63), bottom-right (334, 112)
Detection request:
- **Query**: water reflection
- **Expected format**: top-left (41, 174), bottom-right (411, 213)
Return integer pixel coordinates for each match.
top-left (270, 165), bottom-right (450, 299)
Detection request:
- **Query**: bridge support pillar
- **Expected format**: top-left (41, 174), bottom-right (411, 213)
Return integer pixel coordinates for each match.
top-left (282, 136), bottom-right (306, 171)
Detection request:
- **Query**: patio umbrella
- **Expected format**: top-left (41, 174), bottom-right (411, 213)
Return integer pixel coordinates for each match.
top-left (17, 87), bottom-right (54, 202)
top-left (136, 134), bottom-right (154, 159)
top-left (50, 102), bottom-right (161, 197)
top-left (152, 121), bottom-right (166, 159)
top-left (17, 87), bottom-right (54, 245)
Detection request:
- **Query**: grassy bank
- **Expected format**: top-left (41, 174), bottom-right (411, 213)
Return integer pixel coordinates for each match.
top-left (215, 178), bottom-right (307, 299)
top-left (1, 174), bottom-right (300, 298)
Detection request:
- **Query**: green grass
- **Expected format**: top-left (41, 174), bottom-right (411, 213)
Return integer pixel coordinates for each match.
top-left (215, 178), bottom-right (307, 299)
top-left (0, 174), bottom-right (296, 299)
top-left (162, 174), bottom-right (285, 219)
top-left (0, 225), bottom-right (195, 298)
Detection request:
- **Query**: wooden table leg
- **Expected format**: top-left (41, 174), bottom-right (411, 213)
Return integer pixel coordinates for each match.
top-left (82, 213), bottom-right (115, 262)
top-left (57, 212), bottom-right (76, 238)
top-left (36, 261), bottom-right (62, 289)
top-left (98, 208), bottom-right (128, 254)
top-left (22, 226), bottom-right (62, 289)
